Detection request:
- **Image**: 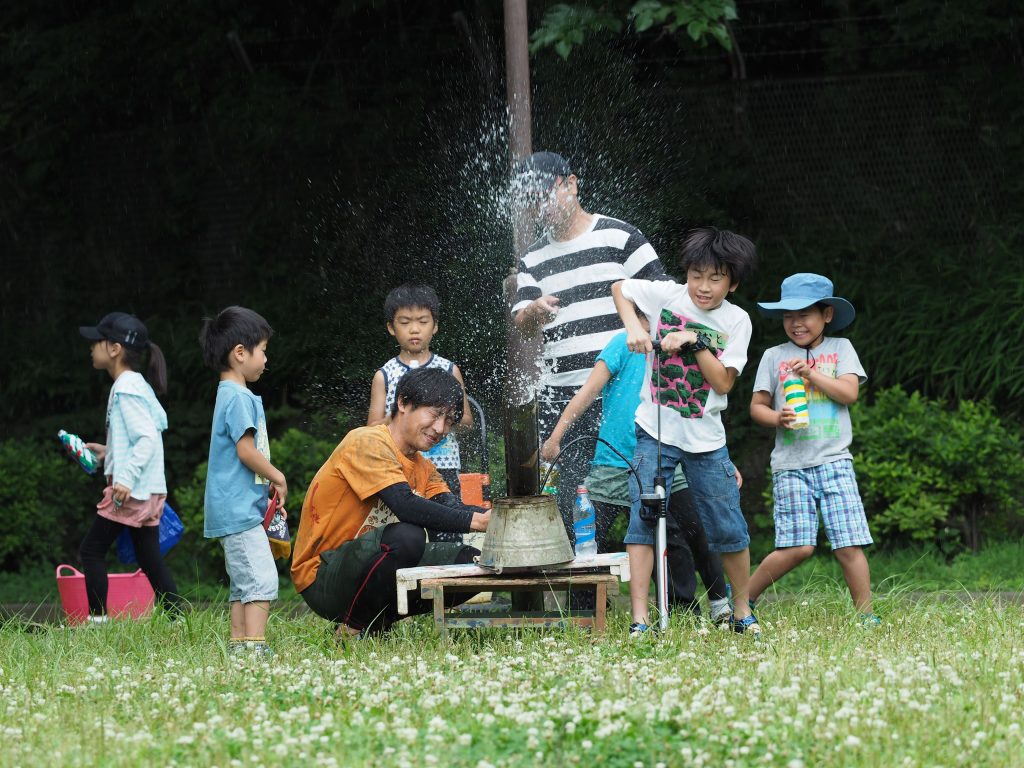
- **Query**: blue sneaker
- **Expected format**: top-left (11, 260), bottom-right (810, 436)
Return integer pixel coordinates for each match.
top-left (629, 622), bottom-right (655, 638)
top-left (858, 613), bottom-right (881, 629)
top-left (729, 613), bottom-right (762, 637)
top-left (722, 584), bottom-right (757, 619)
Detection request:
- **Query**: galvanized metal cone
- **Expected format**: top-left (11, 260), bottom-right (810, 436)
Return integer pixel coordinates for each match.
top-left (477, 495), bottom-right (574, 574)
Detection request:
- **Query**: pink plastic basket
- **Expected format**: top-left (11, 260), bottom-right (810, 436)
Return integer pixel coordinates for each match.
top-left (55, 564), bottom-right (155, 625)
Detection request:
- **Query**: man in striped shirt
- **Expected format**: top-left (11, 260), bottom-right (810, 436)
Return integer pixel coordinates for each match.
top-left (511, 151), bottom-right (669, 527)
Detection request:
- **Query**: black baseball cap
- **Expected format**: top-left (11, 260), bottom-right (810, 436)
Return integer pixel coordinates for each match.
top-left (79, 312), bottom-right (150, 350)
top-left (513, 151), bottom-right (573, 191)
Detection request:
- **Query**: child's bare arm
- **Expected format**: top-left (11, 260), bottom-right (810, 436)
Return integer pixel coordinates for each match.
top-left (236, 432), bottom-right (288, 507)
top-left (611, 282), bottom-right (651, 352)
top-left (541, 362), bottom-right (612, 462)
top-left (751, 390), bottom-right (796, 429)
top-left (451, 365), bottom-right (473, 429)
top-left (367, 370), bottom-right (388, 426)
top-left (693, 350), bottom-right (738, 395)
top-left (789, 358), bottom-right (859, 405)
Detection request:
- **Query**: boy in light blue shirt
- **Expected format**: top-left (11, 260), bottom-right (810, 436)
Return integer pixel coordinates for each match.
top-left (201, 306), bottom-right (287, 655)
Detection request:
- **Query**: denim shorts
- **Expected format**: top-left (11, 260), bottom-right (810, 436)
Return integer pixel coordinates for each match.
top-left (772, 459), bottom-right (873, 550)
top-left (221, 523), bottom-right (279, 603)
top-left (627, 429), bottom-right (749, 552)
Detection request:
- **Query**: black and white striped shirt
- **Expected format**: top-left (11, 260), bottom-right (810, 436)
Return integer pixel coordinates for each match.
top-left (511, 214), bottom-right (667, 391)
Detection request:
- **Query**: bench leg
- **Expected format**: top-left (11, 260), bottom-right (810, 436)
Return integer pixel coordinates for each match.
top-left (433, 585), bottom-right (447, 641)
top-left (594, 582), bottom-right (608, 635)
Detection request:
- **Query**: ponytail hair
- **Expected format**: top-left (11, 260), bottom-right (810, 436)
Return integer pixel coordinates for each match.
top-left (122, 341), bottom-right (168, 396)
top-left (146, 341), bottom-right (168, 395)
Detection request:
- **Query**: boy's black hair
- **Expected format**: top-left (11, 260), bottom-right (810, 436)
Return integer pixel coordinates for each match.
top-left (679, 227), bottom-right (757, 286)
top-left (390, 367), bottom-right (464, 422)
top-left (198, 306), bottom-right (274, 372)
top-left (384, 284), bottom-right (440, 324)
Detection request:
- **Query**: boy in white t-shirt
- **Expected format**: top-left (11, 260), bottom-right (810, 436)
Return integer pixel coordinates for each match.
top-left (612, 227), bottom-right (759, 637)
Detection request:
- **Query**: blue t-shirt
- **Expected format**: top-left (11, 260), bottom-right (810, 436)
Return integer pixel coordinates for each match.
top-left (592, 332), bottom-right (645, 468)
top-left (204, 380), bottom-right (271, 538)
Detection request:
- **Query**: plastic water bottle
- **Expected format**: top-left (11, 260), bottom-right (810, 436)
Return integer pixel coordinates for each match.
top-left (58, 429), bottom-right (98, 474)
top-left (573, 486), bottom-right (598, 558)
top-left (782, 368), bottom-right (810, 429)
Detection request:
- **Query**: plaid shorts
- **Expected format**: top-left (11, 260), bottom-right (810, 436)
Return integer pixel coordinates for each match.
top-left (771, 459), bottom-right (873, 550)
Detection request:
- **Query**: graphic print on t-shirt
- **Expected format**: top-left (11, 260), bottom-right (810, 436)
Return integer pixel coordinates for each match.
top-left (652, 309), bottom-right (728, 418)
top-left (354, 488), bottom-right (426, 539)
top-left (777, 351), bottom-right (842, 445)
top-left (254, 417), bottom-right (271, 485)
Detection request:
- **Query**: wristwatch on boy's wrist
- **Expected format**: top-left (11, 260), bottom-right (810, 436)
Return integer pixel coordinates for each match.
top-left (690, 331), bottom-right (712, 353)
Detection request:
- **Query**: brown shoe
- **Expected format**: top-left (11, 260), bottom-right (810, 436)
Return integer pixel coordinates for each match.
top-left (334, 622), bottom-right (362, 644)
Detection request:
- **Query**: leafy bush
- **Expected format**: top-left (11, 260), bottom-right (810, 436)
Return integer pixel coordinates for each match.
top-left (0, 439), bottom-right (98, 572)
top-left (851, 388), bottom-right (1024, 549)
top-left (269, 427), bottom-right (339, 514)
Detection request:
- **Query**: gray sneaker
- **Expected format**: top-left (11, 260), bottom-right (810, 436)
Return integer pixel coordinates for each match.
top-left (709, 598), bottom-right (731, 626)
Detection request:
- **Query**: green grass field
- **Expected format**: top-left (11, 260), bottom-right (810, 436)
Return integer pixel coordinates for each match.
top-left (1, 588), bottom-right (1021, 767)
top-left (4, 539), bottom-right (1024, 606)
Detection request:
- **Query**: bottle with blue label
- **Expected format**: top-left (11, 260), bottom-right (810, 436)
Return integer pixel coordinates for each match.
top-left (572, 485), bottom-right (598, 558)
top-left (58, 429), bottom-right (98, 474)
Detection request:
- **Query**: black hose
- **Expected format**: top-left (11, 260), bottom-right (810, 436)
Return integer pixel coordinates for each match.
top-left (541, 338), bottom-right (669, 497)
top-left (540, 435), bottom-right (644, 498)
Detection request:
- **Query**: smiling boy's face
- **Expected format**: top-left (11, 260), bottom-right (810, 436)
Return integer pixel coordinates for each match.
top-left (685, 264), bottom-right (737, 311)
top-left (388, 306), bottom-right (438, 354)
top-left (782, 305), bottom-right (833, 348)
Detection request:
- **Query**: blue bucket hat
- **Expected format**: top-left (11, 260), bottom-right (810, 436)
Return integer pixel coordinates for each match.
top-left (757, 273), bottom-right (856, 332)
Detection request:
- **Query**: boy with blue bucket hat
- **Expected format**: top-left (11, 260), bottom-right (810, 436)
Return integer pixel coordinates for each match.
top-left (748, 273), bottom-right (880, 626)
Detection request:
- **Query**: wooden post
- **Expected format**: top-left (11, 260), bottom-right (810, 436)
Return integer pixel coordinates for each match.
top-left (502, 0), bottom-right (542, 498)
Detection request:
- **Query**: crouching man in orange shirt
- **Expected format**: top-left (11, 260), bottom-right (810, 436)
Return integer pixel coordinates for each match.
top-left (291, 367), bottom-right (490, 639)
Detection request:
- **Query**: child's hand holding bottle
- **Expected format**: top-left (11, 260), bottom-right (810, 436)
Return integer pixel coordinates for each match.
top-left (85, 442), bottom-right (107, 463)
top-left (270, 473), bottom-right (288, 511)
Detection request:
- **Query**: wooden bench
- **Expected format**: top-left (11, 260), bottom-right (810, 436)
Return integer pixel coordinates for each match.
top-left (395, 552), bottom-right (631, 639)
top-left (420, 572), bottom-right (620, 638)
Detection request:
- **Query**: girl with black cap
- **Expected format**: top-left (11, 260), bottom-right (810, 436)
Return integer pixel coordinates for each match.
top-left (77, 312), bottom-right (181, 622)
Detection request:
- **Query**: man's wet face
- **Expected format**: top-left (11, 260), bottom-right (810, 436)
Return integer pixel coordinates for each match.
top-left (513, 173), bottom-right (574, 231)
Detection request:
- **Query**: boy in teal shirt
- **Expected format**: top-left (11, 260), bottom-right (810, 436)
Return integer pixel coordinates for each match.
top-left (201, 306), bottom-right (288, 655)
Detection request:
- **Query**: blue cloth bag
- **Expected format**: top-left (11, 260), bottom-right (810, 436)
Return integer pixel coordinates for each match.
top-left (116, 502), bottom-right (185, 564)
